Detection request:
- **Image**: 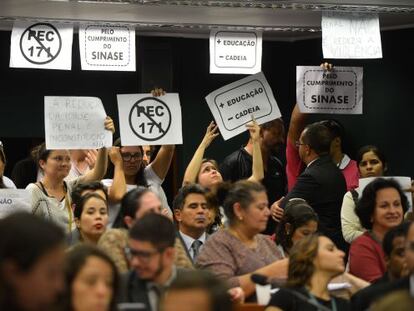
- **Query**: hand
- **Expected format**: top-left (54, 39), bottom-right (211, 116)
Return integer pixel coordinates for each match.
top-left (270, 197), bottom-right (284, 221)
top-left (104, 116), bottom-right (115, 134)
top-left (320, 62), bottom-right (333, 71)
top-left (200, 121), bottom-right (219, 148)
top-left (228, 287), bottom-right (245, 304)
top-left (109, 147), bottom-right (123, 166)
top-left (246, 116), bottom-right (261, 142)
top-left (151, 88), bottom-right (166, 97)
top-left (85, 149), bottom-right (98, 169)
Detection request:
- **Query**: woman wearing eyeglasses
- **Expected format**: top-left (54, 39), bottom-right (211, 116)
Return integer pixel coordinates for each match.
top-left (101, 139), bottom-right (174, 227)
top-left (0, 141), bottom-right (16, 189)
top-left (25, 117), bottom-right (114, 235)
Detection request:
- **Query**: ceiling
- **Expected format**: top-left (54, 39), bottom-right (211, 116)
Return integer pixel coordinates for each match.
top-left (1, 0), bottom-right (414, 41)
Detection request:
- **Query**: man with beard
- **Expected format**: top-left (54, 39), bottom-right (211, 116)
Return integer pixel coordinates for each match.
top-left (119, 213), bottom-right (182, 311)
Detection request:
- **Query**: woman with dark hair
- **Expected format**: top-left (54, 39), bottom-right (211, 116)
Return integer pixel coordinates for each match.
top-left (26, 117), bottom-right (114, 235)
top-left (349, 178), bottom-right (408, 282)
top-left (0, 213), bottom-right (66, 311)
top-left (74, 192), bottom-right (109, 245)
top-left (59, 245), bottom-right (119, 311)
top-left (266, 234), bottom-right (350, 311)
top-left (183, 120), bottom-right (263, 231)
top-left (102, 139), bottom-right (174, 227)
top-left (0, 141), bottom-right (17, 188)
top-left (341, 145), bottom-right (387, 243)
top-left (274, 199), bottom-right (319, 257)
top-left (196, 180), bottom-right (287, 299)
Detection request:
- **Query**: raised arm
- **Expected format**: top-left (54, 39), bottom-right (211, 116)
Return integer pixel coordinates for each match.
top-left (150, 145), bottom-right (175, 181)
top-left (182, 121), bottom-right (219, 186)
top-left (79, 116), bottom-right (114, 183)
top-left (247, 119), bottom-right (264, 182)
top-left (107, 146), bottom-right (127, 202)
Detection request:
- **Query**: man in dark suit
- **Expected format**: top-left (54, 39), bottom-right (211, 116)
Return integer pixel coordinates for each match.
top-left (119, 213), bottom-right (184, 311)
top-left (173, 184), bottom-right (209, 265)
top-left (277, 122), bottom-right (347, 252)
top-left (351, 221), bottom-right (414, 311)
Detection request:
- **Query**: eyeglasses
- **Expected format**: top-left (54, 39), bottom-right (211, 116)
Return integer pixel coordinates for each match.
top-left (295, 140), bottom-right (307, 148)
top-left (121, 152), bottom-right (143, 162)
top-left (124, 246), bottom-right (163, 263)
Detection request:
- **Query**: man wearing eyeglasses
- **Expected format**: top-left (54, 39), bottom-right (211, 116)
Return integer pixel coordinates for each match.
top-left (119, 213), bottom-right (184, 311)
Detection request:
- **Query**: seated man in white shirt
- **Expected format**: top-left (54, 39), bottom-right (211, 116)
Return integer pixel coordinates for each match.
top-left (173, 184), bottom-right (209, 263)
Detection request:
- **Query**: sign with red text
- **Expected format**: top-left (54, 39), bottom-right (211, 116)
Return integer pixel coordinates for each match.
top-left (210, 29), bottom-right (262, 74)
top-left (79, 24), bottom-right (135, 71)
top-left (205, 72), bottom-right (281, 140)
top-left (117, 94), bottom-right (182, 146)
top-left (297, 66), bottom-right (363, 114)
top-left (10, 21), bottom-right (73, 70)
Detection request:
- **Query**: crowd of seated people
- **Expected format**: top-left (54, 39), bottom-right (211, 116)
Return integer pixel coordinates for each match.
top-left (2, 81), bottom-right (414, 311)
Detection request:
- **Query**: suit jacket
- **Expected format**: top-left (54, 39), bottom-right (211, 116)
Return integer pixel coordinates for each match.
top-left (176, 231), bottom-right (209, 266)
top-left (281, 155), bottom-right (347, 251)
top-left (351, 275), bottom-right (410, 311)
top-left (118, 268), bottom-right (187, 311)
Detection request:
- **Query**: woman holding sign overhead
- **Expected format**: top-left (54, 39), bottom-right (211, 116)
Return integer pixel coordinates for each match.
top-left (26, 117), bottom-right (114, 237)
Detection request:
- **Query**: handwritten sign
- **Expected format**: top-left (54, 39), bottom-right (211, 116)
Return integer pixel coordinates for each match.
top-left (10, 21), bottom-right (73, 70)
top-left (297, 66), bottom-right (363, 114)
top-left (117, 94), bottom-right (182, 146)
top-left (0, 189), bottom-right (31, 219)
top-left (210, 30), bottom-right (262, 74)
top-left (205, 72), bottom-right (281, 140)
top-left (358, 176), bottom-right (412, 210)
top-left (44, 97), bottom-right (112, 149)
top-left (322, 12), bottom-right (382, 59)
top-left (79, 24), bottom-right (136, 71)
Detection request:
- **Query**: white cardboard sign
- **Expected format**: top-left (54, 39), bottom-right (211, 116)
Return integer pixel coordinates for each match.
top-left (10, 21), bottom-right (73, 70)
top-left (296, 66), bottom-right (363, 114)
top-left (44, 96), bottom-right (112, 149)
top-left (0, 189), bottom-right (31, 219)
top-left (322, 12), bottom-right (382, 59)
top-left (205, 72), bottom-right (281, 140)
top-left (79, 24), bottom-right (136, 71)
top-left (117, 94), bottom-right (182, 146)
top-left (210, 30), bottom-right (262, 74)
top-left (358, 176), bottom-right (412, 210)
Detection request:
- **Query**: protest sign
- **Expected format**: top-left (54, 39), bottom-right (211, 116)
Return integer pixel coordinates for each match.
top-left (44, 96), bottom-right (112, 149)
top-left (0, 189), bottom-right (31, 219)
top-left (205, 72), bottom-right (281, 140)
top-left (117, 94), bottom-right (182, 146)
top-left (10, 21), bottom-right (73, 70)
top-left (322, 12), bottom-right (382, 59)
top-left (210, 30), bottom-right (262, 74)
top-left (297, 66), bottom-right (363, 114)
top-left (79, 24), bottom-right (136, 71)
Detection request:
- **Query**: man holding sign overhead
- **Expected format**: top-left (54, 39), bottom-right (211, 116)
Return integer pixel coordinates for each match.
top-left (205, 72), bottom-right (286, 234)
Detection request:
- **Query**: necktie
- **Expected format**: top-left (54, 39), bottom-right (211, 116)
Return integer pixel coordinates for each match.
top-left (191, 240), bottom-right (203, 260)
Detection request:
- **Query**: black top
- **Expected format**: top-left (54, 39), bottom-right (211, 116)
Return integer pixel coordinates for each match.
top-left (268, 287), bottom-right (350, 311)
top-left (219, 147), bottom-right (287, 234)
top-left (280, 155), bottom-right (348, 252)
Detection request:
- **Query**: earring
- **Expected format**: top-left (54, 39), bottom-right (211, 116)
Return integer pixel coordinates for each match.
top-left (239, 216), bottom-right (243, 221)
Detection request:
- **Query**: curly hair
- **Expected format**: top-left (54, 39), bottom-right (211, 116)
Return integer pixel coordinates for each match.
top-left (356, 178), bottom-right (409, 230)
top-left (287, 234), bottom-right (320, 288)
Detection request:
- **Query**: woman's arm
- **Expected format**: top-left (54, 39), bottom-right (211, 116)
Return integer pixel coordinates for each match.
top-left (247, 119), bottom-right (264, 182)
top-left (79, 116), bottom-right (114, 183)
top-left (150, 145), bottom-right (175, 181)
top-left (106, 147), bottom-right (127, 202)
top-left (182, 121), bottom-right (219, 186)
